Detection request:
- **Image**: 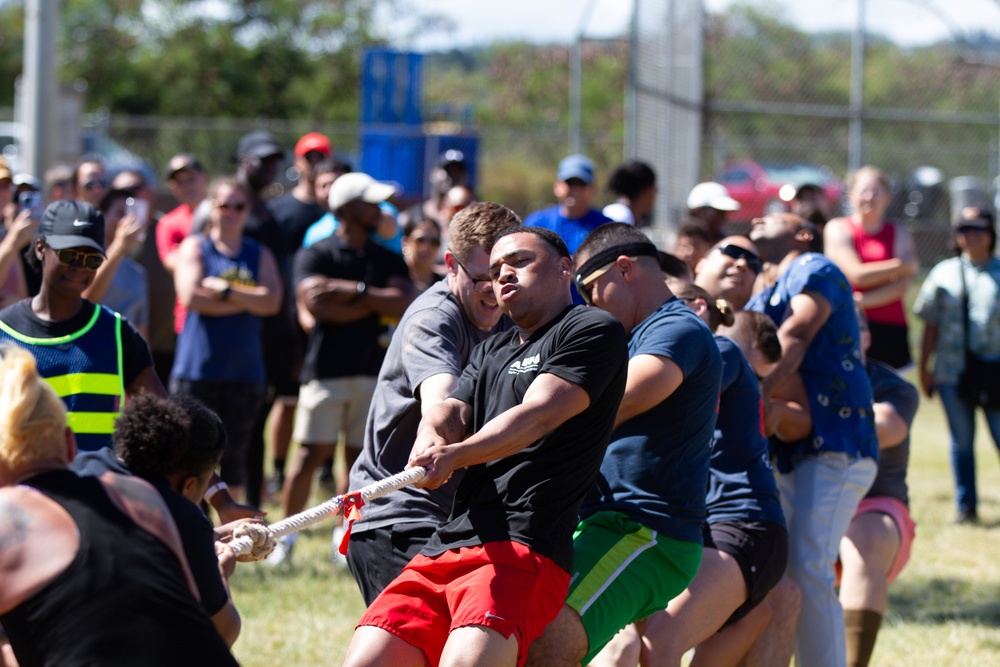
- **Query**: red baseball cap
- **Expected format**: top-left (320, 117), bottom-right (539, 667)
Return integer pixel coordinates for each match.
top-left (295, 132), bottom-right (332, 158)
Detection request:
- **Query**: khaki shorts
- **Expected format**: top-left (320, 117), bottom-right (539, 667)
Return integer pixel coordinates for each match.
top-left (292, 376), bottom-right (377, 447)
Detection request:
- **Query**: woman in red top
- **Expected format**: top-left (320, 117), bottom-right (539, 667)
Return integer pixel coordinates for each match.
top-left (824, 166), bottom-right (919, 369)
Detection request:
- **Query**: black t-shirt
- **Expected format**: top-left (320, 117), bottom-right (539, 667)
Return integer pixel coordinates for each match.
top-left (70, 449), bottom-right (231, 617)
top-left (293, 235), bottom-right (410, 381)
top-left (0, 299), bottom-right (153, 387)
top-left (0, 469), bottom-right (237, 667)
top-left (245, 199), bottom-right (287, 271)
top-left (421, 305), bottom-right (629, 572)
top-left (267, 193), bottom-right (324, 258)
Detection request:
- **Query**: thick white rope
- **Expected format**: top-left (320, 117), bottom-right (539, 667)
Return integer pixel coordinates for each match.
top-left (230, 466), bottom-right (427, 558)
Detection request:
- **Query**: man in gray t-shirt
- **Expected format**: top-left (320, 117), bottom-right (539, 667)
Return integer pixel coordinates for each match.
top-left (346, 202), bottom-right (521, 605)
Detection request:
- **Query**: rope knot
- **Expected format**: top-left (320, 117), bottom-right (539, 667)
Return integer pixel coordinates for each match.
top-left (337, 492), bottom-right (366, 556)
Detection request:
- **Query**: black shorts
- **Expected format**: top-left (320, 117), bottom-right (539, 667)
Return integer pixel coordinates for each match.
top-left (866, 321), bottom-right (911, 370)
top-left (703, 520), bottom-right (788, 627)
top-left (346, 521), bottom-right (439, 607)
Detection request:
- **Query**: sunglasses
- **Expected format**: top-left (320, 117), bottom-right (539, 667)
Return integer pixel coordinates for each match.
top-left (957, 225), bottom-right (988, 235)
top-left (575, 257), bottom-right (638, 305)
top-left (214, 200), bottom-right (248, 212)
top-left (452, 255), bottom-right (492, 290)
top-left (52, 247), bottom-right (105, 270)
top-left (717, 244), bottom-right (762, 273)
top-left (410, 235), bottom-right (441, 247)
top-left (83, 179), bottom-right (108, 191)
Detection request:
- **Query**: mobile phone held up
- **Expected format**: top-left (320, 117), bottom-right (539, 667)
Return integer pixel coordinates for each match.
top-left (125, 197), bottom-right (150, 241)
top-left (126, 197), bottom-right (149, 225)
top-left (18, 191), bottom-right (43, 220)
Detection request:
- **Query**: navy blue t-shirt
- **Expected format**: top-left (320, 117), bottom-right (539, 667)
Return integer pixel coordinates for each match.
top-left (707, 335), bottom-right (785, 526)
top-left (866, 360), bottom-right (919, 505)
top-left (581, 297), bottom-right (722, 545)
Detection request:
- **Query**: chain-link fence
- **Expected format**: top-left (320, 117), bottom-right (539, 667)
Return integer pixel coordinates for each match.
top-left (5, 0), bottom-right (999, 268)
top-left (632, 0), bottom-right (703, 247)
top-left (677, 0), bottom-right (999, 266)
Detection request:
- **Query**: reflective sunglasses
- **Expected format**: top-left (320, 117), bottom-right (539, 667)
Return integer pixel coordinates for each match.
top-left (52, 247), bottom-right (105, 270)
top-left (717, 244), bottom-right (762, 273)
top-left (452, 255), bottom-right (492, 290)
top-left (575, 257), bottom-right (637, 305)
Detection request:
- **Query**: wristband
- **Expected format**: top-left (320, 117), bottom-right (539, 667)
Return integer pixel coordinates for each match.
top-left (205, 481), bottom-right (228, 501)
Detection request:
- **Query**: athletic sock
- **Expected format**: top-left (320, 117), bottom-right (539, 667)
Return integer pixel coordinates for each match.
top-left (844, 608), bottom-right (883, 667)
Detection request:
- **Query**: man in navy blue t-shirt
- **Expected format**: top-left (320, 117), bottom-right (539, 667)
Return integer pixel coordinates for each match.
top-left (528, 223), bottom-right (722, 666)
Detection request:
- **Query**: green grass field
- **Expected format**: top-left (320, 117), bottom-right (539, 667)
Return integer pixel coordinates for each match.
top-left (227, 389), bottom-right (1000, 666)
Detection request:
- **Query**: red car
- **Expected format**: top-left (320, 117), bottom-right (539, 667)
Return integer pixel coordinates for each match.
top-left (719, 160), bottom-right (844, 221)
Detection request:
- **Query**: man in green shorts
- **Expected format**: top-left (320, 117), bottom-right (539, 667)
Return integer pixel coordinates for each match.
top-left (528, 223), bottom-right (723, 666)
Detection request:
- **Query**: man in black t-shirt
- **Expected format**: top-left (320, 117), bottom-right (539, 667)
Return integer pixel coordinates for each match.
top-left (273, 173), bottom-right (414, 563)
top-left (343, 227), bottom-right (628, 667)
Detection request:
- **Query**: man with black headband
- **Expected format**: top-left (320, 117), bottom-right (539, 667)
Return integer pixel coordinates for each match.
top-left (528, 223), bottom-right (722, 666)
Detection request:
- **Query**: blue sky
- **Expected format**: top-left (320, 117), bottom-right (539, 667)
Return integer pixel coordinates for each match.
top-left (400, 0), bottom-right (1000, 51)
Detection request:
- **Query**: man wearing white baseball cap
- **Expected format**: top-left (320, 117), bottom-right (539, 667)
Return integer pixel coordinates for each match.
top-left (271, 173), bottom-right (416, 564)
top-left (686, 181), bottom-right (741, 244)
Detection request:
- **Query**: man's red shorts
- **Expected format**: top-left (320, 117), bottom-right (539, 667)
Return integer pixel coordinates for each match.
top-left (357, 541), bottom-right (570, 667)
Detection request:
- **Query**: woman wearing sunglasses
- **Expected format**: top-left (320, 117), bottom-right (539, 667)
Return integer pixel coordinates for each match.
top-left (0, 200), bottom-right (164, 452)
top-left (914, 207), bottom-right (1000, 525)
top-left (171, 176), bottom-right (282, 503)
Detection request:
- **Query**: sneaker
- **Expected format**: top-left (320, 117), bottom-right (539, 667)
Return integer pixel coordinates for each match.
top-left (264, 536), bottom-right (294, 567)
top-left (955, 509), bottom-right (979, 525)
top-left (266, 472), bottom-right (285, 501)
top-left (331, 526), bottom-right (348, 567)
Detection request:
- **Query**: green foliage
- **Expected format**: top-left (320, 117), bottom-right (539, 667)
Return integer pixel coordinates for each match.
top-left (2, 0), bottom-right (447, 120)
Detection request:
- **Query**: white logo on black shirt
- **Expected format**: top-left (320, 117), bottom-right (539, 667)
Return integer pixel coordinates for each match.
top-left (508, 353), bottom-right (540, 375)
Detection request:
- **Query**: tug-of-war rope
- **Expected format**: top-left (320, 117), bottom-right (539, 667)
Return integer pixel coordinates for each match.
top-left (229, 466), bottom-right (428, 560)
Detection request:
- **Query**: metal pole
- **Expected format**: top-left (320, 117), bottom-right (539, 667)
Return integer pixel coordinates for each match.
top-left (571, 37), bottom-right (582, 154)
top-left (848, 0), bottom-right (866, 172)
top-left (625, 0), bottom-right (639, 160)
top-left (23, 0), bottom-right (59, 178)
top-left (570, 0), bottom-right (598, 155)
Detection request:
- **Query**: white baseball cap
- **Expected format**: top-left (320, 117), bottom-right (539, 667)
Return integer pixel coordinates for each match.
top-left (329, 173), bottom-right (396, 212)
top-left (686, 182), bottom-right (740, 212)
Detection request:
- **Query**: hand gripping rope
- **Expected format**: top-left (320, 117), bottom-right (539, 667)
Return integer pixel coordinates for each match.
top-left (229, 466), bottom-right (427, 559)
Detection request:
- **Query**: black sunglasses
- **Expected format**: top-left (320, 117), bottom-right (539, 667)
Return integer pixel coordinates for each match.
top-left (957, 225), bottom-right (988, 235)
top-left (717, 244), bottom-right (762, 273)
top-left (214, 200), bottom-right (248, 212)
top-left (52, 247), bottom-right (104, 270)
top-left (83, 179), bottom-right (108, 191)
top-left (410, 235), bottom-right (441, 247)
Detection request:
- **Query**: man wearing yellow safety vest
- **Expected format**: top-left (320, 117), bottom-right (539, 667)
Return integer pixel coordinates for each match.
top-left (0, 200), bottom-right (163, 451)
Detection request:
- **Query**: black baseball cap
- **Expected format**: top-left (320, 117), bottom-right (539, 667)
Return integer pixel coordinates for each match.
top-left (39, 200), bottom-right (106, 255)
top-left (438, 149), bottom-right (466, 168)
top-left (238, 130), bottom-right (284, 161)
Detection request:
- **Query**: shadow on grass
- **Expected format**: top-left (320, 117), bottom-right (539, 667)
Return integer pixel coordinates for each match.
top-left (890, 578), bottom-right (1000, 625)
